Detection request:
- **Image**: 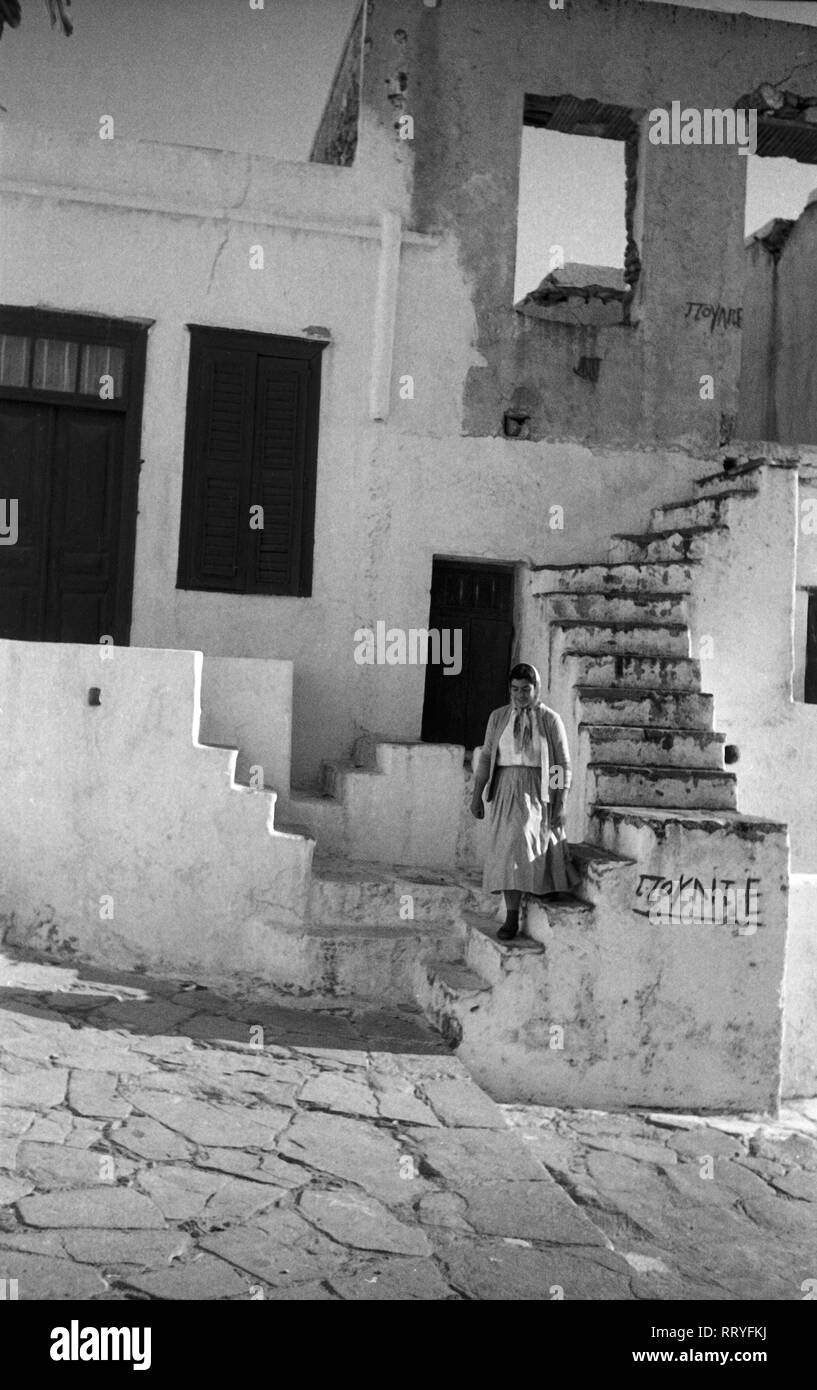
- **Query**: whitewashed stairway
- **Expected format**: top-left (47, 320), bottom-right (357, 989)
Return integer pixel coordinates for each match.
top-left (414, 462), bottom-right (789, 1108)
top-left (277, 734), bottom-right (629, 1012)
top-left (539, 465), bottom-right (764, 840)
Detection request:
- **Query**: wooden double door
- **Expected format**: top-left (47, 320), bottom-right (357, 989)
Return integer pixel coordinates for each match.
top-left (0, 309), bottom-right (146, 644)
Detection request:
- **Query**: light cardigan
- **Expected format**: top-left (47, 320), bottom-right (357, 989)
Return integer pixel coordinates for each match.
top-left (475, 702), bottom-right (572, 804)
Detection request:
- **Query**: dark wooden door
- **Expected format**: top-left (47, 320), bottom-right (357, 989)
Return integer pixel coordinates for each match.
top-left (0, 400), bottom-right (50, 639)
top-left (421, 559), bottom-right (514, 750)
top-left (806, 592), bottom-right (817, 704)
top-left (0, 308), bottom-right (147, 644)
top-left (0, 402), bottom-right (125, 643)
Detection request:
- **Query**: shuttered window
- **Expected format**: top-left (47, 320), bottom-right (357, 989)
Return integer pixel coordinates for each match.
top-left (177, 327), bottom-right (326, 597)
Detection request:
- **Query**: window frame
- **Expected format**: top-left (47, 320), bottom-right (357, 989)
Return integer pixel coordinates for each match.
top-left (516, 94), bottom-right (641, 316)
top-left (0, 305), bottom-right (145, 410)
top-left (176, 325), bottom-right (327, 599)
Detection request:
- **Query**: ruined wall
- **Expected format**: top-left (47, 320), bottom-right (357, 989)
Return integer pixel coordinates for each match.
top-left (360, 0), bottom-right (817, 450)
top-left (769, 200), bottom-right (817, 447)
top-left (309, 0), bottom-right (365, 166)
top-left (738, 201), bottom-right (817, 446)
top-left (736, 234), bottom-right (778, 442)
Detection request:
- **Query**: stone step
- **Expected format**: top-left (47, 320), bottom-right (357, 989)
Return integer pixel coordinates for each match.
top-left (297, 738), bottom-right (465, 869)
top-left (587, 762), bottom-right (738, 811)
top-left (309, 859), bottom-right (494, 927)
top-left (530, 561), bottom-right (697, 595)
top-left (580, 722), bottom-right (725, 769)
top-left (563, 651), bottom-right (702, 691)
top-left (539, 590), bottom-right (689, 625)
top-left (227, 918), bottom-right (464, 1005)
top-left (574, 685), bottom-right (715, 730)
top-left (320, 758), bottom-right (374, 800)
top-left (552, 620), bottom-right (690, 658)
top-left (609, 527), bottom-right (724, 565)
top-left (418, 959), bottom-right (494, 1049)
top-left (693, 462), bottom-right (764, 498)
top-left (285, 790), bottom-right (343, 854)
top-left (650, 491), bottom-right (754, 532)
top-left (429, 961), bottom-right (492, 998)
top-left (522, 895), bottom-right (595, 946)
top-left (462, 911), bottom-right (545, 985)
top-left (351, 733), bottom-right (465, 773)
top-left (590, 805), bottom-right (788, 868)
top-left (273, 819), bottom-right (318, 845)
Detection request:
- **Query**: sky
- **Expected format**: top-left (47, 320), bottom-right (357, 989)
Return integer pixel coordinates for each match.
top-left (0, 0), bottom-right (359, 156)
top-left (1, 0), bottom-right (816, 297)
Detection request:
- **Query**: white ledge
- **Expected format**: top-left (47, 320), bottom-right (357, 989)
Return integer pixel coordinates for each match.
top-left (0, 178), bottom-right (439, 247)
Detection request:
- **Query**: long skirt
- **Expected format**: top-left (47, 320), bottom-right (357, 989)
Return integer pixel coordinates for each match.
top-left (483, 765), bottom-right (569, 896)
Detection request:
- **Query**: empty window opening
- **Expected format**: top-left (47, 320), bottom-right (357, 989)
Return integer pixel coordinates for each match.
top-left (514, 95), bottom-right (639, 325)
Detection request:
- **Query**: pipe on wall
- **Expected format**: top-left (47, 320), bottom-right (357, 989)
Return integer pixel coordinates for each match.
top-left (369, 209), bottom-right (403, 421)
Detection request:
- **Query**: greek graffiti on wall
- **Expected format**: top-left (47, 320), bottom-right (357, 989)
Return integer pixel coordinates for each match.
top-left (633, 873), bottom-right (761, 934)
top-left (684, 302), bottom-right (742, 332)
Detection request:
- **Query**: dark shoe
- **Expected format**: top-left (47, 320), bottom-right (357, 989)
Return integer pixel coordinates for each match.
top-left (497, 913), bottom-right (519, 941)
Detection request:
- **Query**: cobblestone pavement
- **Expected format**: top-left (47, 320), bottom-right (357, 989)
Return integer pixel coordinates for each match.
top-left (1, 948), bottom-right (815, 1301)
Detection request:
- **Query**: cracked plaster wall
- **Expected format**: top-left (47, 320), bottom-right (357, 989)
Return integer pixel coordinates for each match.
top-left (359, 0), bottom-right (817, 449)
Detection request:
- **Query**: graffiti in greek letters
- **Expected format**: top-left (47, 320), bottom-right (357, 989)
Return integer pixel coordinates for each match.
top-left (633, 872), bottom-right (760, 931)
top-left (683, 302), bottom-right (742, 332)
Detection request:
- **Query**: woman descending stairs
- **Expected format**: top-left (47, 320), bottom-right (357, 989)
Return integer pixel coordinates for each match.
top-left (417, 461), bottom-right (789, 1108)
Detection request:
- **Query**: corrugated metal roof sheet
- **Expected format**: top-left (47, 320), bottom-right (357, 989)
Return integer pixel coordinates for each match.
top-left (756, 115), bottom-right (817, 163)
top-left (524, 94), bottom-right (636, 141)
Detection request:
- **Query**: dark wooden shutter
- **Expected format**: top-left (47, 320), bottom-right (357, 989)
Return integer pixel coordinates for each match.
top-left (178, 327), bottom-right (324, 596)
top-left (249, 356), bottom-right (309, 594)
top-left (181, 344), bottom-right (255, 591)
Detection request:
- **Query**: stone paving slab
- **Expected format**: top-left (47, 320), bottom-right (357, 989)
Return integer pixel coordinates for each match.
top-left (502, 1102), bottom-right (817, 1300)
top-left (1, 948), bottom-right (817, 1300)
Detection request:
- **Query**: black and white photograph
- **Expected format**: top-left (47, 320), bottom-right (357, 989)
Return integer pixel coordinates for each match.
top-left (0, 0), bottom-right (816, 1348)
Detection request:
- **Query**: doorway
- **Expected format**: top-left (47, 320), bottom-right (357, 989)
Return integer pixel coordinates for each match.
top-left (421, 558), bottom-right (514, 750)
top-left (0, 309), bottom-right (147, 643)
top-left (806, 592), bottom-right (817, 705)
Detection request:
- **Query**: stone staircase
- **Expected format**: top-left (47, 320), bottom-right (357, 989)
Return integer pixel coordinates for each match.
top-left (408, 461), bottom-right (789, 1107)
top-left (283, 735), bottom-right (464, 869)
top-left (536, 466), bottom-right (764, 842)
